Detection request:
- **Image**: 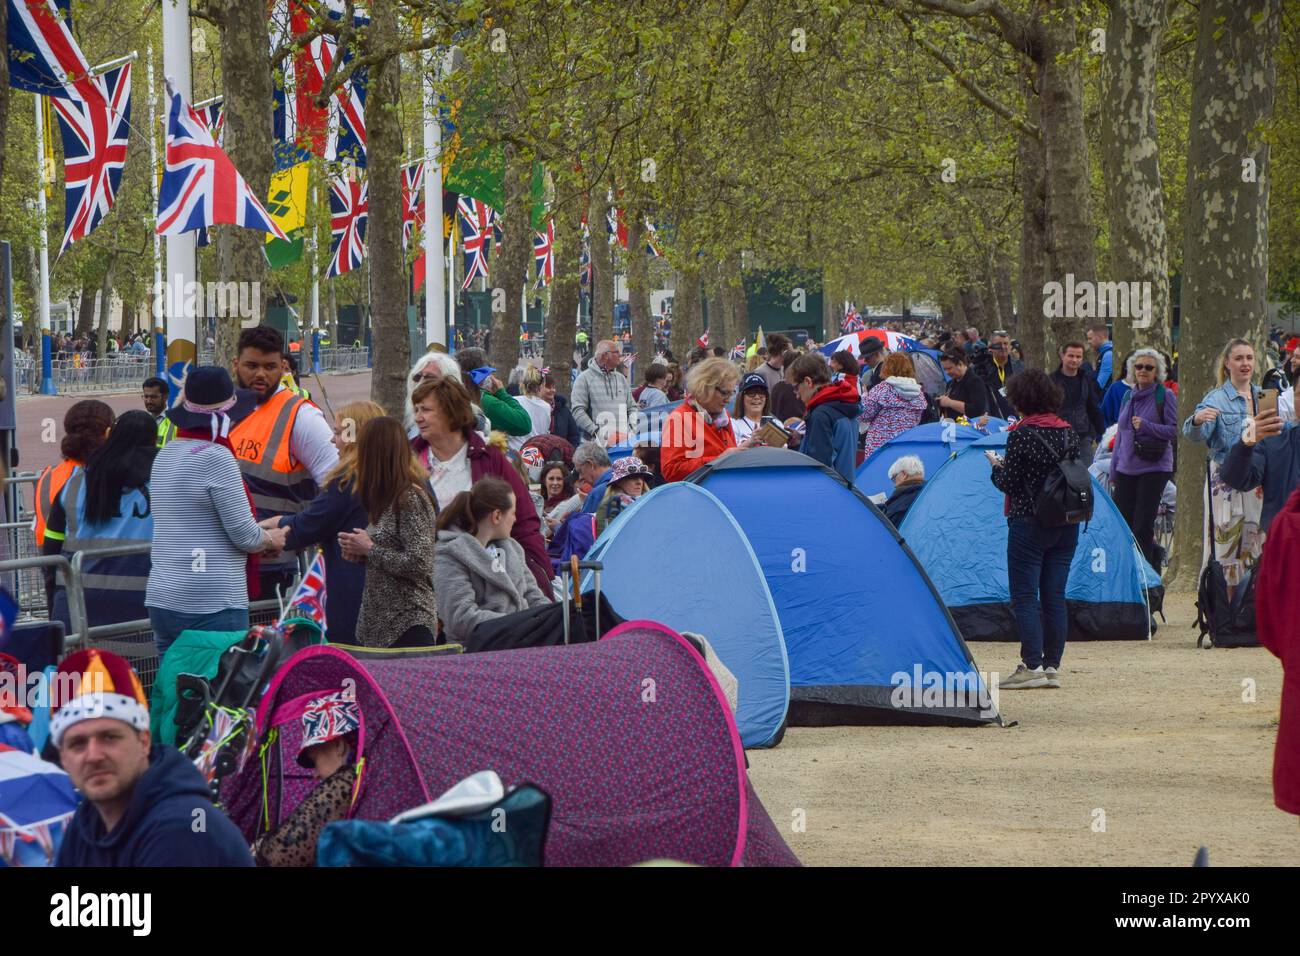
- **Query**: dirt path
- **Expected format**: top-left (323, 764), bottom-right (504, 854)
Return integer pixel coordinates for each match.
top-left (748, 591), bottom-right (1298, 866)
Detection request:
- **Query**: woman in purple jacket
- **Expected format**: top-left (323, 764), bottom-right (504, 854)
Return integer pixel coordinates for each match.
top-left (1111, 348), bottom-right (1178, 570)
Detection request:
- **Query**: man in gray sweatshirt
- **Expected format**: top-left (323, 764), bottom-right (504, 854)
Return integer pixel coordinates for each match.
top-left (571, 340), bottom-right (639, 444)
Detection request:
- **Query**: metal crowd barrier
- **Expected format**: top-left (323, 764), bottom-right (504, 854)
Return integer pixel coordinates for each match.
top-left (316, 346), bottom-right (371, 372)
top-left (0, 543), bottom-right (304, 696)
top-left (48, 354), bottom-right (155, 394)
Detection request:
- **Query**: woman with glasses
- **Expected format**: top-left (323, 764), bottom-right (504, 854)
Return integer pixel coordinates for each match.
top-left (1111, 349), bottom-right (1179, 570)
top-left (661, 357), bottom-right (754, 482)
top-left (1184, 338), bottom-right (1263, 591)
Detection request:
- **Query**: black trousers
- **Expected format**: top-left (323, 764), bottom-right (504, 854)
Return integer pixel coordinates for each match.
top-left (1112, 469), bottom-right (1171, 570)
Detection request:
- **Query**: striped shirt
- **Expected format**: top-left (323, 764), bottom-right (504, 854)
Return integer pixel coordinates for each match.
top-left (146, 439), bottom-right (266, 613)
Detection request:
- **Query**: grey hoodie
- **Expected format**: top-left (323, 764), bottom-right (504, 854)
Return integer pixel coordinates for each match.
top-left (434, 528), bottom-right (551, 643)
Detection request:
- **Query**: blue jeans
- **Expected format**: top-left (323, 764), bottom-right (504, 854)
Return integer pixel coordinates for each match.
top-left (1006, 518), bottom-right (1079, 669)
top-left (150, 606), bottom-right (250, 661)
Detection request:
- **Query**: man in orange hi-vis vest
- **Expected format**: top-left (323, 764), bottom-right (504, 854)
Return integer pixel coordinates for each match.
top-left (227, 326), bottom-right (338, 599)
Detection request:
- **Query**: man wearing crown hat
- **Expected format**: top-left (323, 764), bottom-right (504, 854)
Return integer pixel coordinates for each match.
top-left (52, 649), bottom-right (252, 867)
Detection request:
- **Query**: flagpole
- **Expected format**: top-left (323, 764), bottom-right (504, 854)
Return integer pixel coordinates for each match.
top-left (162, 0), bottom-right (196, 392)
top-left (422, 46), bottom-right (444, 348)
top-left (33, 96), bottom-right (55, 395)
top-left (447, 219), bottom-right (456, 353)
top-left (146, 46), bottom-right (166, 380)
top-left (310, 173), bottom-right (320, 372)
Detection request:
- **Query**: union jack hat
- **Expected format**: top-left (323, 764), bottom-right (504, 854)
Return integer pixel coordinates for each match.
top-left (297, 691), bottom-right (361, 767)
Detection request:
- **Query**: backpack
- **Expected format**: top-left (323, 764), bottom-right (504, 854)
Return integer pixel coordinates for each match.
top-left (1194, 461), bottom-right (1259, 648)
top-left (1027, 429), bottom-right (1095, 527)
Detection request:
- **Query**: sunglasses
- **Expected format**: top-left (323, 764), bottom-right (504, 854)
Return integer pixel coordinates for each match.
top-left (1134, 364), bottom-right (1157, 371)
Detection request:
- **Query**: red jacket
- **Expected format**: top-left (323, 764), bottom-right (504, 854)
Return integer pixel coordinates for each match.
top-left (1254, 487), bottom-right (1300, 815)
top-left (413, 430), bottom-right (554, 598)
top-left (660, 401), bottom-right (736, 483)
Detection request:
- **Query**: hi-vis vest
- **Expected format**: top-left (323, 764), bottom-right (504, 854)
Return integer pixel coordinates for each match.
top-left (156, 416), bottom-right (177, 448)
top-left (59, 469), bottom-right (153, 627)
top-left (230, 388), bottom-right (317, 521)
top-left (34, 459), bottom-right (79, 547)
top-left (279, 372), bottom-right (312, 403)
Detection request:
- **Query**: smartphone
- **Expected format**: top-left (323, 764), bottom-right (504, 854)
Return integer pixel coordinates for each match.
top-left (1258, 388), bottom-right (1279, 417)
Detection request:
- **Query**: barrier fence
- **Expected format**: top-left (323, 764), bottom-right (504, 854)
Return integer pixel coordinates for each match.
top-left (0, 531), bottom-right (305, 696)
top-left (18, 347), bottom-right (371, 395)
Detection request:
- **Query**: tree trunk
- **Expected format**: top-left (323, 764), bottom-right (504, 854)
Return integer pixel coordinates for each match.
top-left (490, 151), bottom-right (530, 374)
top-left (215, 0), bottom-right (273, 368)
top-left (543, 200), bottom-right (583, 399)
top-left (958, 287), bottom-right (986, 333)
top-left (1036, 1), bottom-right (1098, 350)
top-left (671, 265), bottom-right (702, 360)
top-left (822, 271), bottom-right (839, 343)
top-left (327, 278), bottom-right (338, 345)
top-left (1100, 0), bottom-right (1172, 365)
top-left (75, 283), bottom-right (97, 338)
top-left (712, 260), bottom-right (734, 355)
top-left (626, 213), bottom-right (654, 366)
top-left (994, 254), bottom-right (1015, 338)
top-left (363, 7), bottom-right (409, 417)
top-left (95, 259), bottom-right (116, 357)
top-left (730, 252), bottom-right (749, 347)
top-left (1168, 0), bottom-right (1281, 590)
top-left (1017, 71), bottom-right (1049, 370)
top-left (588, 191), bottom-right (613, 343)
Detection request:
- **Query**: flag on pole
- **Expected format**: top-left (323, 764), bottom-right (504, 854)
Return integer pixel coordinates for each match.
top-left (533, 220), bottom-right (554, 287)
top-left (264, 141), bottom-right (311, 269)
top-left (696, 331), bottom-right (709, 348)
top-left (49, 62), bottom-right (132, 254)
top-left (156, 84), bottom-right (288, 240)
top-left (841, 306), bottom-right (864, 332)
top-left (5, 0), bottom-right (102, 104)
top-left (401, 161), bottom-right (425, 251)
top-left (457, 196), bottom-right (494, 291)
top-left (279, 551), bottom-right (327, 633)
top-left (326, 166), bottom-right (367, 277)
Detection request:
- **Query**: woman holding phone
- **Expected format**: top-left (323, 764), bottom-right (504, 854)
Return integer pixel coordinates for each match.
top-left (1111, 349), bottom-right (1179, 570)
top-left (1183, 338), bottom-right (1264, 589)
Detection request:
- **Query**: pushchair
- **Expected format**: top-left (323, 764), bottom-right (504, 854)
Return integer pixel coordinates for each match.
top-left (174, 615), bottom-right (324, 802)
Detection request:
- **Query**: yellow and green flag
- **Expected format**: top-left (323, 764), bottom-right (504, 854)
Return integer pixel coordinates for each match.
top-left (265, 144), bottom-right (311, 269)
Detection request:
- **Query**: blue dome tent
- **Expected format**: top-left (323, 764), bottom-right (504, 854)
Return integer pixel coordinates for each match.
top-left (856, 419), bottom-right (1008, 498)
top-left (685, 448), bottom-right (998, 727)
top-left (900, 432), bottom-right (1163, 641)
top-left (608, 400), bottom-right (682, 463)
top-left (581, 482), bottom-right (790, 748)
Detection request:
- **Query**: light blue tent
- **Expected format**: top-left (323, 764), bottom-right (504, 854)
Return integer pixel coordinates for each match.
top-left (686, 448), bottom-right (998, 727)
top-left (582, 482), bottom-right (790, 748)
top-left (856, 419), bottom-right (1008, 498)
top-left (900, 432), bottom-right (1162, 641)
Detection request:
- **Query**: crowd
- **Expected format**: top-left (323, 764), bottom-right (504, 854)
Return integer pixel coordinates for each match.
top-left (13, 316), bottom-right (1299, 868)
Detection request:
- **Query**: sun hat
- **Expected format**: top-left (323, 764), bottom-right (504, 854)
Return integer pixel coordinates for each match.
top-left (297, 691), bottom-right (362, 767)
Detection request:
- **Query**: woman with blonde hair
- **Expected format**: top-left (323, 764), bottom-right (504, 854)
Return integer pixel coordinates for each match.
top-left (660, 357), bottom-right (756, 482)
top-left (261, 400), bottom-right (384, 644)
top-left (517, 365), bottom-right (555, 446)
top-left (1183, 337), bottom-right (1264, 588)
top-left (339, 417), bottom-right (438, 647)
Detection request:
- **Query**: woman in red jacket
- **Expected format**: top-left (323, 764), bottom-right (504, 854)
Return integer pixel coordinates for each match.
top-left (661, 357), bottom-right (757, 483)
top-left (1254, 487), bottom-right (1300, 818)
top-left (410, 376), bottom-right (553, 596)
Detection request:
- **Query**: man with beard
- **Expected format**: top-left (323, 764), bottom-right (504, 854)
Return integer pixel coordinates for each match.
top-left (229, 325), bottom-right (338, 598)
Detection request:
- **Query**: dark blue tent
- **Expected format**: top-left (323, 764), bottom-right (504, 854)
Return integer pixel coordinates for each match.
top-left (856, 420), bottom-right (1008, 498)
top-left (582, 482), bottom-right (790, 747)
top-left (900, 432), bottom-right (1162, 641)
top-left (686, 448), bottom-right (998, 727)
top-left (608, 400), bottom-right (682, 463)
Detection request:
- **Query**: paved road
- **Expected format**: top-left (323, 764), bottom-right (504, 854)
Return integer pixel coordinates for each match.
top-left (12, 371), bottom-right (375, 474)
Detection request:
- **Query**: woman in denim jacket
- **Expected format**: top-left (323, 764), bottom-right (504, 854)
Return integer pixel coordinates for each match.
top-left (1183, 338), bottom-right (1264, 588)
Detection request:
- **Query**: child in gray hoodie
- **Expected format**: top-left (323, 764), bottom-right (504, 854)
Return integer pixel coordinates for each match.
top-left (434, 477), bottom-right (552, 645)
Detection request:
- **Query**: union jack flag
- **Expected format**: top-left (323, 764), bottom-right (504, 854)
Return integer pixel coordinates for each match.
top-left (49, 62), bottom-right (131, 255)
top-left (842, 306), bottom-right (865, 332)
top-left (533, 220), bottom-right (554, 287)
top-left (458, 196), bottom-right (494, 291)
top-left (606, 206), bottom-right (627, 249)
top-left (697, 332), bottom-right (709, 348)
top-left (280, 550), bottom-right (327, 632)
top-left (156, 85), bottom-right (288, 240)
top-left (5, 0), bottom-right (101, 104)
top-left (301, 21), bottom-right (367, 165)
top-left (644, 220), bottom-right (663, 258)
top-left (578, 220), bottom-right (591, 287)
top-left (327, 168), bottom-right (368, 278)
top-left (198, 102), bottom-right (225, 143)
top-left (401, 161), bottom-right (425, 251)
